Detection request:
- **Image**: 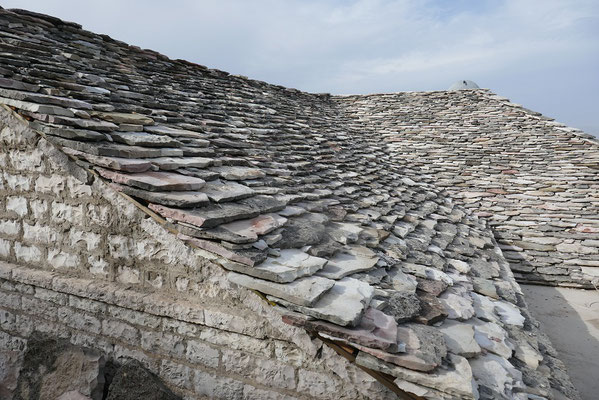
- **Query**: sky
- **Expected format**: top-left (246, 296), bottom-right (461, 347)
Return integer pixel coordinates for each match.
top-left (3, 0), bottom-right (599, 136)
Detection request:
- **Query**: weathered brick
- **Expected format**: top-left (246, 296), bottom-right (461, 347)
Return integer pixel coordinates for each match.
top-left (47, 249), bottom-right (80, 269)
top-left (22, 296), bottom-right (59, 319)
top-left (192, 371), bottom-right (244, 400)
top-left (243, 384), bottom-right (299, 400)
top-left (6, 197), bottom-right (28, 217)
top-left (34, 287), bottom-right (68, 305)
top-left (116, 266), bottom-right (140, 285)
top-left (0, 331), bottom-right (26, 351)
top-left (22, 222), bottom-right (59, 245)
top-left (68, 294), bottom-right (107, 313)
top-left (3, 173), bottom-right (31, 191)
top-left (51, 202), bottom-right (84, 224)
top-left (0, 238), bottom-right (10, 258)
top-left (69, 229), bottom-right (102, 252)
top-left (108, 235), bottom-right (131, 259)
top-left (107, 305), bottom-right (161, 329)
top-left (35, 174), bottom-right (66, 196)
top-left (29, 199), bottom-right (49, 220)
top-left (0, 220), bottom-right (20, 238)
top-left (57, 306), bottom-right (101, 333)
top-left (200, 328), bottom-right (272, 358)
top-left (0, 290), bottom-right (22, 309)
top-left (203, 309), bottom-right (266, 338)
top-left (13, 242), bottom-right (42, 264)
top-left (67, 176), bottom-right (92, 198)
top-left (160, 359), bottom-right (193, 391)
top-left (9, 149), bottom-right (44, 172)
top-left (221, 350), bottom-right (295, 390)
top-left (185, 339), bottom-right (219, 368)
top-left (297, 369), bottom-right (340, 398)
top-left (102, 318), bottom-right (140, 342)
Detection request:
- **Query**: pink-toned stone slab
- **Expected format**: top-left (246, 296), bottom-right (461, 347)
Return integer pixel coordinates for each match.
top-left (178, 234), bottom-right (255, 266)
top-left (62, 148), bottom-right (152, 173)
top-left (284, 307), bottom-right (400, 352)
top-left (96, 168), bottom-right (205, 191)
top-left (220, 213), bottom-right (287, 241)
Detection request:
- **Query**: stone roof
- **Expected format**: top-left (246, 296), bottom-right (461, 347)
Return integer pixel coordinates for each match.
top-left (0, 8), bottom-right (581, 399)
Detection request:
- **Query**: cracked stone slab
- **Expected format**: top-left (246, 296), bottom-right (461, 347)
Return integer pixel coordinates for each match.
top-left (61, 148), bottom-right (152, 172)
top-left (220, 213), bottom-right (287, 241)
top-left (223, 249), bottom-right (328, 283)
top-left (150, 156), bottom-right (213, 171)
top-left (438, 319), bottom-right (481, 358)
top-left (200, 180), bottom-right (255, 202)
top-left (149, 203), bottom-right (260, 228)
top-left (114, 184), bottom-right (209, 208)
top-left (110, 131), bottom-right (181, 148)
top-left (269, 277), bottom-right (374, 327)
top-left (89, 111), bottom-right (154, 125)
top-left (285, 307), bottom-right (400, 352)
top-left (356, 352), bottom-right (477, 399)
top-left (494, 300), bottom-right (525, 326)
top-left (145, 124), bottom-right (210, 143)
top-left (97, 168), bottom-right (205, 191)
top-left (229, 272), bottom-right (335, 306)
top-left (316, 245), bottom-right (379, 279)
top-left (471, 319), bottom-right (513, 359)
top-left (211, 166), bottom-right (265, 180)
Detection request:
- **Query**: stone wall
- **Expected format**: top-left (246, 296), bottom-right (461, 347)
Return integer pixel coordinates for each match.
top-left (0, 109), bottom-right (392, 399)
top-left (337, 91), bottom-right (599, 288)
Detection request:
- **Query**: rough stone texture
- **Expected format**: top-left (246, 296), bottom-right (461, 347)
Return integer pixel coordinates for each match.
top-left (13, 334), bottom-right (105, 400)
top-left (106, 359), bottom-right (181, 400)
top-left (0, 8), bottom-right (583, 400)
top-left (339, 91), bottom-right (599, 288)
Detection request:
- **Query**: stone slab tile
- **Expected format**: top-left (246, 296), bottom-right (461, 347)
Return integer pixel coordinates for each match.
top-left (316, 245), bottom-right (379, 280)
top-left (200, 180), bottom-right (255, 202)
top-left (110, 131), bottom-right (181, 148)
top-left (285, 307), bottom-right (400, 352)
top-left (150, 156), bottom-right (213, 170)
top-left (149, 203), bottom-right (260, 228)
top-left (269, 277), bottom-right (374, 327)
top-left (211, 166), bottom-right (266, 180)
top-left (228, 272), bottom-right (335, 306)
top-left (97, 168), bottom-right (205, 192)
top-left (61, 148), bottom-right (152, 173)
top-left (220, 213), bottom-right (287, 241)
top-left (114, 184), bottom-right (209, 208)
top-left (179, 234), bottom-right (255, 266)
top-left (145, 125), bottom-right (210, 144)
top-left (356, 352), bottom-right (477, 399)
top-left (89, 111), bottom-right (154, 125)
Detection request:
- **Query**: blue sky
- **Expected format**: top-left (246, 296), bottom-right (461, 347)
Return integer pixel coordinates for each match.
top-left (3, 0), bottom-right (599, 135)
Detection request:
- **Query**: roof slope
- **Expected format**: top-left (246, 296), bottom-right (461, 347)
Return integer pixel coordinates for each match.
top-left (336, 91), bottom-right (599, 288)
top-left (0, 8), bottom-right (579, 399)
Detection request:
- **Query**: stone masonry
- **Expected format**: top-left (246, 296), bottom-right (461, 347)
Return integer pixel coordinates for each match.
top-left (0, 109), bottom-right (391, 399)
top-left (0, 8), bottom-right (585, 400)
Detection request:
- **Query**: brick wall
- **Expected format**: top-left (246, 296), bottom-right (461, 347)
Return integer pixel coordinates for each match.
top-left (0, 109), bottom-right (392, 399)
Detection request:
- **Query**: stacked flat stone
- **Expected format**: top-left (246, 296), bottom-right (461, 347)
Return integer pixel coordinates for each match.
top-left (0, 8), bottom-right (580, 399)
top-left (337, 92), bottom-right (599, 288)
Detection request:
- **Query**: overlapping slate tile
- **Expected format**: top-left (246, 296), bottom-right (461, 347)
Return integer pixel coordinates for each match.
top-left (223, 249), bottom-right (328, 283)
top-left (269, 277), bottom-right (375, 327)
top-left (228, 272), bottom-right (335, 306)
top-left (61, 148), bottom-right (152, 173)
top-left (316, 245), bottom-right (379, 279)
top-left (200, 179), bottom-right (255, 202)
top-left (96, 168), bottom-right (205, 192)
